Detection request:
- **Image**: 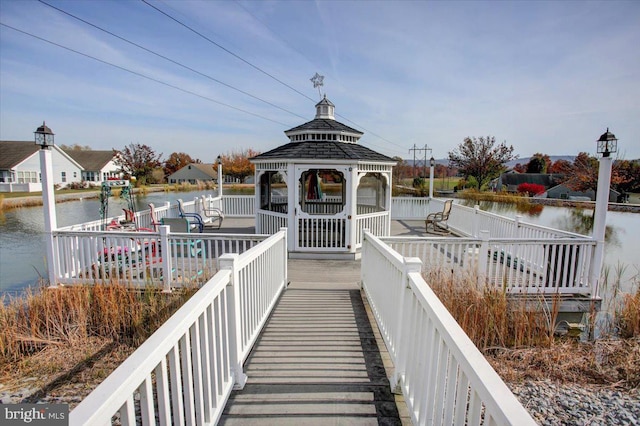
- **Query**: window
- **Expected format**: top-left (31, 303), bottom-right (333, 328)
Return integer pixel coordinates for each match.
top-left (73, 172), bottom-right (77, 178)
top-left (61, 171), bottom-right (66, 183)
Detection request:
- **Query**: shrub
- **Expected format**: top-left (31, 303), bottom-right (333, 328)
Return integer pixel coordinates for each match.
top-left (517, 183), bottom-right (545, 196)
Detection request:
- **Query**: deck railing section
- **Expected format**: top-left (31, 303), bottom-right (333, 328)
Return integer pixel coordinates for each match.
top-left (391, 197), bottom-right (431, 220)
top-left (222, 195), bottom-right (254, 217)
top-left (382, 234), bottom-right (596, 295)
top-left (69, 229), bottom-right (288, 426)
top-left (361, 231), bottom-right (536, 426)
top-left (355, 211), bottom-right (390, 248)
top-left (256, 210), bottom-right (288, 234)
top-left (53, 228), bottom-right (269, 291)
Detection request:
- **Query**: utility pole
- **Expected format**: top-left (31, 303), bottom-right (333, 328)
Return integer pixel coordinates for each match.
top-left (409, 144), bottom-right (432, 177)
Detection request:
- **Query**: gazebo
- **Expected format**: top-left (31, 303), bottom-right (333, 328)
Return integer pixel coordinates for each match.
top-left (250, 96), bottom-right (396, 258)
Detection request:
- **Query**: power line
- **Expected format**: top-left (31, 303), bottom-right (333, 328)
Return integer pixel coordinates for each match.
top-left (143, 0), bottom-right (408, 152)
top-left (37, 0), bottom-right (307, 121)
top-left (0, 22), bottom-right (292, 127)
top-left (141, 0), bottom-right (315, 103)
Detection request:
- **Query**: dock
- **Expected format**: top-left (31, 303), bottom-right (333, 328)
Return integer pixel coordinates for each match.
top-left (220, 259), bottom-right (405, 425)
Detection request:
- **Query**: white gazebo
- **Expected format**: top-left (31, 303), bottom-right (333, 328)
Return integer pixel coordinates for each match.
top-left (251, 97), bottom-right (396, 258)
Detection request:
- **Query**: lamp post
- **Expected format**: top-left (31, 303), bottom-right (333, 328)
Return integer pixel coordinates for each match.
top-left (429, 157), bottom-right (435, 198)
top-left (217, 155), bottom-right (223, 198)
top-left (35, 122), bottom-right (58, 287)
top-left (591, 128), bottom-right (617, 298)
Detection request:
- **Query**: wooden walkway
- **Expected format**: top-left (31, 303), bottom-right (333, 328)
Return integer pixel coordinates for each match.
top-left (220, 259), bottom-right (403, 425)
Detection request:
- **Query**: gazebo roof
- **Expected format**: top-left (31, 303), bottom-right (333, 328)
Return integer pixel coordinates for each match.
top-left (285, 119), bottom-right (363, 135)
top-left (251, 141), bottom-right (395, 163)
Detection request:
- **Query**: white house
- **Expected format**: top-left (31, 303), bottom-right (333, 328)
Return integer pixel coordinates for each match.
top-left (63, 149), bottom-right (121, 184)
top-left (167, 163), bottom-right (217, 184)
top-left (0, 141), bottom-right (83, 192)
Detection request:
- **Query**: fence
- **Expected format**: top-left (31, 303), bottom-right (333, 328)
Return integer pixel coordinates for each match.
top-left (69, 229), bottom-right (288, 426)
top-left (53, 227), bottom-right (269, 291)
top-left (382, 234), bottom-right (596, 295)
top-left (361, 231), bottom-right (536, 425)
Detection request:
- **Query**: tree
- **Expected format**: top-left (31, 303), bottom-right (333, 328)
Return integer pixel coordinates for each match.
top-left (448, 136), bottom-right (517, 190)
top-left (548, 159), bottom-right (572, 174)
top-left (164, 152), bottom-right (200, 177)
top-left (216, 149), bottom-right (260, 182)
top-left (60, 143), bottom-right (92, 151)
top-left (615, 159), bottom-right (640, 193)
top-left (526, 153), bottom-right (551, 173)
top-left (113, 143), bottom-right (162, 186)
top-left (560, 152), bottom-right (626, 193)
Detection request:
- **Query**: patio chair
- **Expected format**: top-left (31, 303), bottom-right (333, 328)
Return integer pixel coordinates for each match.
top-left (426, 199), bottom-right (453, 235)
top-left (148, 203), bottom-right (162, 231)
top-left (199, 196), bottom-right (224, 229)
top-left (161, 217), bottom-right (204, 258)
top-left (176, 199), bottom-right (205, 232)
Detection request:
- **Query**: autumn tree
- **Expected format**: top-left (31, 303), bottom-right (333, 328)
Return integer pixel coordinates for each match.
top-left (548, 159), bottom-right (572, 175)
top-left (448, 136), bottom-right (517, 190)
top-left (60, 143), bottom-right (92, 151)
top-left (616, 159), bottom-right (640, 193)
top-left (560, 152), bottom-right (627, 193)
top-left (216, 149), bottom-right (260, 182)
top-left (526, 153), bottom-right (552, 173)
top-left (164, 152), bottom-right (201, 177)
top-left (113, 143), bottom-right (163, 186)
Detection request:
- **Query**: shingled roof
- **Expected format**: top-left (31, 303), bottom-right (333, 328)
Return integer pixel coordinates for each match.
top-left (251, 141), bottom-right (395, 163)
top-left (63, 150), bottom-right (116, 171)
top-left (0, 141), bottom-right (40, 169)
top-left (285, 119), bottom-right (363, 135)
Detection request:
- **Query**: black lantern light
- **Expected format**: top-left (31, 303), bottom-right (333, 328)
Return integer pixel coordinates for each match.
top-left (430, 157), bottom-right (435, 168)
top-left (34, 122), bottom-right (55, 148)
top-left (217, 155), bottom-right (222, 165)
top-left (597, 128), bottom-right (617, 158)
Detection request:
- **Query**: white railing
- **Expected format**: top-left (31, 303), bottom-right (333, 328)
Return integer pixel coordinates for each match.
top-left (391, 196), bottom-right (431, 220)
top-left (355, 211), bottom-right (390, 248)
top-left (297, 217), bottom-right (347, 250)
top-left (361, 231), bottom-right (536, 426)
top-left (53, 227), bottom-right (269, 291)
top-left (69, 229), bottom-right (288, 426)
top-left (222, 195), bottom-right (254, 217)
top-left (382, 234), bottom-right (596, 295)
top-left (256, 210), bottom-right (288, 234)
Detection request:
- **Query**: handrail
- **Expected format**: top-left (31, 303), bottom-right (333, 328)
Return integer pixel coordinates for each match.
top-left (70, 229), bottom-right (288, 425)
top-left (361, 231), bottom-right (536, 425)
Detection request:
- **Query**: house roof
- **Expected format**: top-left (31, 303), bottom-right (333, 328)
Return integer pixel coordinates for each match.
top-left (190, 163), bottom-right (217, 178)
top-left (63, 149), bottom-right (116, 171)
top-left (285, 119), bottom-right (363, 135)
top-left (251, 141), bottom-right (395, 163)
top-left (0, 141), bottom-right (40, 169)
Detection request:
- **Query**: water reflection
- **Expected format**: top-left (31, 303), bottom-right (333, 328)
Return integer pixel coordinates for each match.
top-left (459, 199), bottom-right (543, 216)
top-left (552, 208), bottom-right (619, 246)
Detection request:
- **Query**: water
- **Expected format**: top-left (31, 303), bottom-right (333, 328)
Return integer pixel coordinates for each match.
top-left (1, 192), bottom-right (638, 299)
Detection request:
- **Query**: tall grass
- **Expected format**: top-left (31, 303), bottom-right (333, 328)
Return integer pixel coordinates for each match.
top-left (0, 282), bottom-right (198, 363)
top-left (425, 268), bottom-right (553, 349)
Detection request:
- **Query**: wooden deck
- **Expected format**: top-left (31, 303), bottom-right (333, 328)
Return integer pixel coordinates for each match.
top-left (219, 259), bottom-right (406, 425)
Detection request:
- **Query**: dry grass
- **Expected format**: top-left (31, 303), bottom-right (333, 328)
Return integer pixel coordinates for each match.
top-left (0, 281), bottom-right (198, 363)
top-left (425, 267), bottom-right (640, 390)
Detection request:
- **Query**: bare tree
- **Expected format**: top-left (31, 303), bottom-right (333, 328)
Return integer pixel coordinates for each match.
top-left (113, 143), bottom-right (163, 186)
top-left (448, 136), bottom-right (517, 190)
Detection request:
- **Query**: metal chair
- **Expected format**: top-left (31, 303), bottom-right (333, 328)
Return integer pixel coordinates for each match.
top-left (199, 196), bottom-right (224, 229)
top-left (176, 199), bottom-right (204, 232)
top-left (426, 199), bottom-right (453, 235)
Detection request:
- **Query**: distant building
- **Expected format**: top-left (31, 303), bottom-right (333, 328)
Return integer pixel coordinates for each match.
top-left (63, 149), bottom-right (121, 184)
top-left (544, 184), bottom-right (619, 202)
top-left (167, 163), bottom-right (217, 184)
top-left (0, 141), bottom-right (83, 192)
top-left (493, 172), bottom-right (563, 193)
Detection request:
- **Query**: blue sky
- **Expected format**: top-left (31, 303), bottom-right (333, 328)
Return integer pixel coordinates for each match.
top-left (1, 0), bottom-right (639, 162)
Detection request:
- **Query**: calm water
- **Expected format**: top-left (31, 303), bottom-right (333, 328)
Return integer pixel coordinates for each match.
top-left (1, 193), bottom-right (638, 298)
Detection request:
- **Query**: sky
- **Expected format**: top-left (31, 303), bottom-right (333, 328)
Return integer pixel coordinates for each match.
top-left (1, 0), bottom-right (639, 162)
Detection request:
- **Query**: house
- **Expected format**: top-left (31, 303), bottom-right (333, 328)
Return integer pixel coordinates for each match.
top-left (0, 141), bottom-right (83, 192)
top-left (167, 163), bottom-right (217, 184)
top-left (493, 172), bottom-right (563, 192)
top-left (544, 184), bottom-right (619, 202)
top-left (63, 149), bottom-right (121, 184)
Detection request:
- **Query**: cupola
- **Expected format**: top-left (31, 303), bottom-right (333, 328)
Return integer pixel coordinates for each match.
top-left (315, 96), bottom-right (335, 120)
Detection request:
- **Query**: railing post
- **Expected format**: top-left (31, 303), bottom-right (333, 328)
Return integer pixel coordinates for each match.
top-left (219, 253), bottom-right (248, 390)
top-left (280, 227), bottom-right (288, 290)
top-left (159, 225), bottom-right (173, 293)
top-left (472, 205), bottom-right (480, 237)
top-left (515, 215), bottom-right (522, 238)
top-left (389, 256), bottom-right (422, 394)
top-left (478, 230), bottom-right (490, 285)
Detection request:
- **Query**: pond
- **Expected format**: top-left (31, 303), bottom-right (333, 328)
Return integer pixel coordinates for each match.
top-left (1, 193), bottom-right (638, 304)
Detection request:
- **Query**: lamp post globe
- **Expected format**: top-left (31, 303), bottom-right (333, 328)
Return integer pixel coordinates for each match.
top-left (34, 121), bottom-right (55, 148)
top-left (596, 128), bottom-right (617, 158)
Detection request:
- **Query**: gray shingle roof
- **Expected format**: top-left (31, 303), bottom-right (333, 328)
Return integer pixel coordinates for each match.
top-left (285, 119), bottom-right (363, 135)
top-left (251, 141), bottom-right (395, 162)
top-left (0, 141), bottom-right (40, 169)
top-left (63, 150), bottom-right (116, 171)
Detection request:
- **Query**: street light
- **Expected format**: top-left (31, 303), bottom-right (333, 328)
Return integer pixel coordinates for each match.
top-left (596, 128), bottom-right (617, 158)
top-left (217, 155), bottom-right (223, 198)
top-left (591, 128), bottom-right (618, 304)
top-left (34, 121), bottom-right (55, 148)
top-left (429, 157), bottom-right (435, 198)
top-left (35, 122), bottom-right (58, 287)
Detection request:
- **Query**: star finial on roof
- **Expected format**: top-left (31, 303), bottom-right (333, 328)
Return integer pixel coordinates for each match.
top-left (310, 73), bottom-right (324, 99)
